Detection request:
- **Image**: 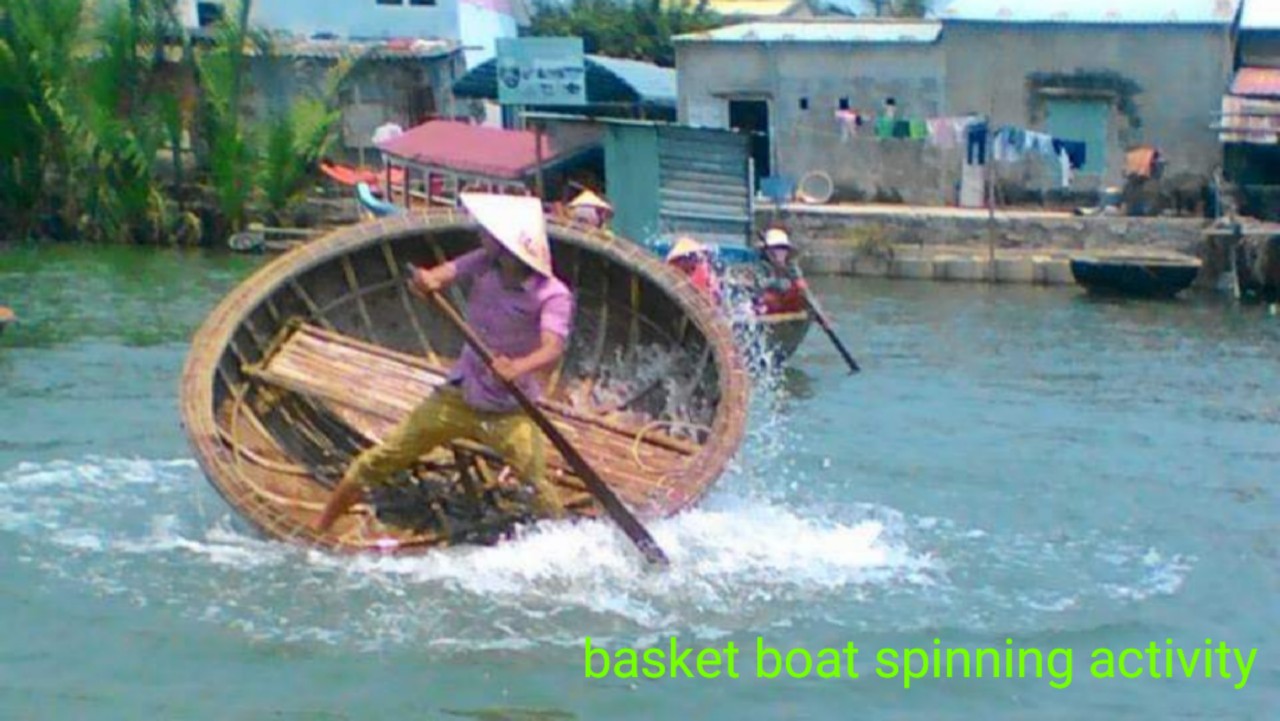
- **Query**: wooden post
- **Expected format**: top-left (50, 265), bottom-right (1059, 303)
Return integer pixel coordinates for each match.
top-left (384, 160), bottom-right (392, 205)
top-left (985, 96), bottom-right (997, 269)
top-left (533, 118), bottom-right (546, 201)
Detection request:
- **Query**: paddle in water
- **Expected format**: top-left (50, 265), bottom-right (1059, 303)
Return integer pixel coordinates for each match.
top-left (800, 288), bottom-right (861, 374)
top-left (412, 265), bottom-right (670, 567)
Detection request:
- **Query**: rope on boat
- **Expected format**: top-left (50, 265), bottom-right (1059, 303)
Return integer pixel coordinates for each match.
top-left (631, 420), bottom-right (713, 476)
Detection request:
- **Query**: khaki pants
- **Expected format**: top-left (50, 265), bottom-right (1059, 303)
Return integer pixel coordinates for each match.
top-left (341, 386), bottom-right (562, 517)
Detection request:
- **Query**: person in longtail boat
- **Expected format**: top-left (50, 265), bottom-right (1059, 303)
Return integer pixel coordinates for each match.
top-left (566, 189), bottom-right (614, 229)
top-left (315, 193), bottom-right (573, 532)
top-left (754, 226), bottom-right (809, 315)
top-left (665, 235), bottom-right (723, 305)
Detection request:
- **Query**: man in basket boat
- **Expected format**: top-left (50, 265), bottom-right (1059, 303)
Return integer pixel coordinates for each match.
top-left (754, 226), bottom-right (808, 315)
top-left (315, 193), bottom-right (574, 532)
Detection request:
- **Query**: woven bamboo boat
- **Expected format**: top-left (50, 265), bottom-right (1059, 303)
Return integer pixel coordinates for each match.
top-left (181, 210), bottom-right (750, 553)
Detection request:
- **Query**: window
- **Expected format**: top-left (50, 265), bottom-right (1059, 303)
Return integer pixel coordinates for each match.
top-left (799, 97), bottom-right (809, 111)
top-left (409, 0), bottom-right (436, 4)
top-left (376, 0), bottom-right (403, 5)
top-left (196, 2), bottom-right (225, 27)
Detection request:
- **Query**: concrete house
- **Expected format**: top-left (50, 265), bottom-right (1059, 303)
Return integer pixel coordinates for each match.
top-left (675, 20), bottom-right (948, 202)
top-left (1222, 0), bottom-right (1280, 217)
top-left (675, 0), bottom-right (1242, 205)
top-left (938, 0), bottom-right (1239, 188)
top-left (186, 0), bottom-right (528, 69)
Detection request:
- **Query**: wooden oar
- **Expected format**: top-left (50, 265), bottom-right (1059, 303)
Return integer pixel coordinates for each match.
top-left (799, 287), bottom-right (861, 374)
top-left (422, 285), bottom-right (670, 567)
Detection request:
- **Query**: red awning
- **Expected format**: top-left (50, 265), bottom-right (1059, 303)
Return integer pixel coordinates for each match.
top-left (1231, 67), bottom-right (1280, 98)
top-left (375, 120), bottom-right (594, 180)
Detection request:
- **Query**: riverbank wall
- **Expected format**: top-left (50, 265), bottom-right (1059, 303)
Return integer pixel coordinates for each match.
top-left (767, 204), bottom-right (1227, 288)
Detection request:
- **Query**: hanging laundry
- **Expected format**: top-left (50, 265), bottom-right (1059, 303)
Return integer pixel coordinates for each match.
top-left (967, 121), bottom-right (989, 164)
top-left (1125, 145), bottom-right (1160, 178)
top-left (909, 119), bottom-right (928, 140)
top-left (875, 116), bottom-right (895, 139)
top-left (835, 110), bottom-right (861, 142)
top-left (892, 119), bottom-right (912, 139)
top-left (926, 118), bottom-right (956, 148)
top-left (1058, 148), bottom-right (1073, 187)
top-left (992, 126), bottom-right (1026, 163)
top-left (1052, 138), bottom-right (1087, 170)
top-left (1025, 130), bottom-right (1056, 156)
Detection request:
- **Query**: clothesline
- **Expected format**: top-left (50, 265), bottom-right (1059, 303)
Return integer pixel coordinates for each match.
top-left (824, 111), bottom-right (1087, 187)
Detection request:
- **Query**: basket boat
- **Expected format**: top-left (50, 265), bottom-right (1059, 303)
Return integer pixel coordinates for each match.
top-left (180, 210), bottom-right (750, 553)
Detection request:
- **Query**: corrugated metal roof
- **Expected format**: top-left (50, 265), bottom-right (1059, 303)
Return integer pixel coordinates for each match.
top-left (586, 55), bottom-right (677, 105)
top-left (1241, 0), bottom-right (1280, 29)
top-left (270, 36), bottom-right (458, 60)
top-left (674, 20), bottom-right (943, 43)
top-left (376, 120), bottom-right (596, 179)
top-left (1232, 67), bottom-right (1280, 97)
top-left (453, 54), bottom-right (675, 107)
top-left (935, 0), bottom-right (1241, 24)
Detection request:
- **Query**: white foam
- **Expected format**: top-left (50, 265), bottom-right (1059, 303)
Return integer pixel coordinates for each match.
top-left (0, 452), bottom-right (1196, 650)
top-left (0, 455), bottom-right (933, 648)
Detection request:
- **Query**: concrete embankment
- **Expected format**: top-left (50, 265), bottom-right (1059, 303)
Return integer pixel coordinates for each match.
top-left (767, 204), bottom-right (1221, 287)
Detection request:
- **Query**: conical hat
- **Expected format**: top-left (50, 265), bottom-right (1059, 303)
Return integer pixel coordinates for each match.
top-left (460, 192), bottom-right (553, 277)
top-left (666, 236), bottom-right (708, 262)
top-left (568, 189), bottom-right (612, 212)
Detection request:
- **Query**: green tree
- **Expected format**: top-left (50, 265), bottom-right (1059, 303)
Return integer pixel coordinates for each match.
top-left (256, 57), bottom-right (354, 225)
top-left (0, 0), bottom-right (88, 237)
top-left (528, 0), bottom-right (724, 68)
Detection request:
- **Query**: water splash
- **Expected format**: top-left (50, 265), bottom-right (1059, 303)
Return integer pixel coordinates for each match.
top-left (0, 453), bottom-right (1195, 651)
top-left (0, 456), bottom-right (933, 649)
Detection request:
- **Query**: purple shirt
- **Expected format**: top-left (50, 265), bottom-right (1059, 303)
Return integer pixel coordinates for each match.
top-left (445, 248), bottom-right (574, 412)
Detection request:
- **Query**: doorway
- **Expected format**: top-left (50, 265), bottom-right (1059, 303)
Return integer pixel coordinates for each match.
top-left (1045, 98), bottom-right (1108, 175)
top-left (728, 99), bottom-right (771, 186)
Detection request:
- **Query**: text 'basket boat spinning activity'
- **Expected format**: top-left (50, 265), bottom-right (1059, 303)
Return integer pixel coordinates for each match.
top-left (180, 209), bottom-right (749, 554)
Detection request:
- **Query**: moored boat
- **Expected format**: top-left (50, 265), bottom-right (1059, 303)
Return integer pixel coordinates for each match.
top-left (181, 210), bottom-right (749, 553)
top-left (0, 306), bottom-right (14, 335)
top-left (1069, 254), bottom-right (1202, 298)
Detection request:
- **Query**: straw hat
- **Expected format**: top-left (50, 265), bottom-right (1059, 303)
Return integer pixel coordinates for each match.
top-left (460, 192), bottom-right (554, 277)
top-left (568, 189), bottom-right (612, 212)
top-left (763, 228), bottom-right (792, 249)
top-left (665, 236), bottom-right (708, 262)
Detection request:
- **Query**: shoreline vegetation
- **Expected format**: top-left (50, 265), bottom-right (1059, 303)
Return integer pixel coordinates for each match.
top-left (1, 0), bottom-right (351, 247)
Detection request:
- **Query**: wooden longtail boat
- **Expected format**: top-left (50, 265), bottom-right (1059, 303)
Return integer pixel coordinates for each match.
top-left (180, 210), bottom-right (749, 553)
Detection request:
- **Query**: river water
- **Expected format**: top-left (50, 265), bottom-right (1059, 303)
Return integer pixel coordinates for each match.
top-left (0, 245), bottom-right (1276, 719)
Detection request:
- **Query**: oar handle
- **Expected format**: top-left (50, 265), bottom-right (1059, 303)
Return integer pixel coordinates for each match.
top-left (800, 287), bottom-right (861, 374)
top-left (413, 269), bottom-right (669, 566)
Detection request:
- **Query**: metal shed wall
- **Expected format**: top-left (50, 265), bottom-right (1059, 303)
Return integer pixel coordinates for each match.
top-left (656, 126), bottom-right (753, 245)
top-left (604, 124), bottom-right (753, 246)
